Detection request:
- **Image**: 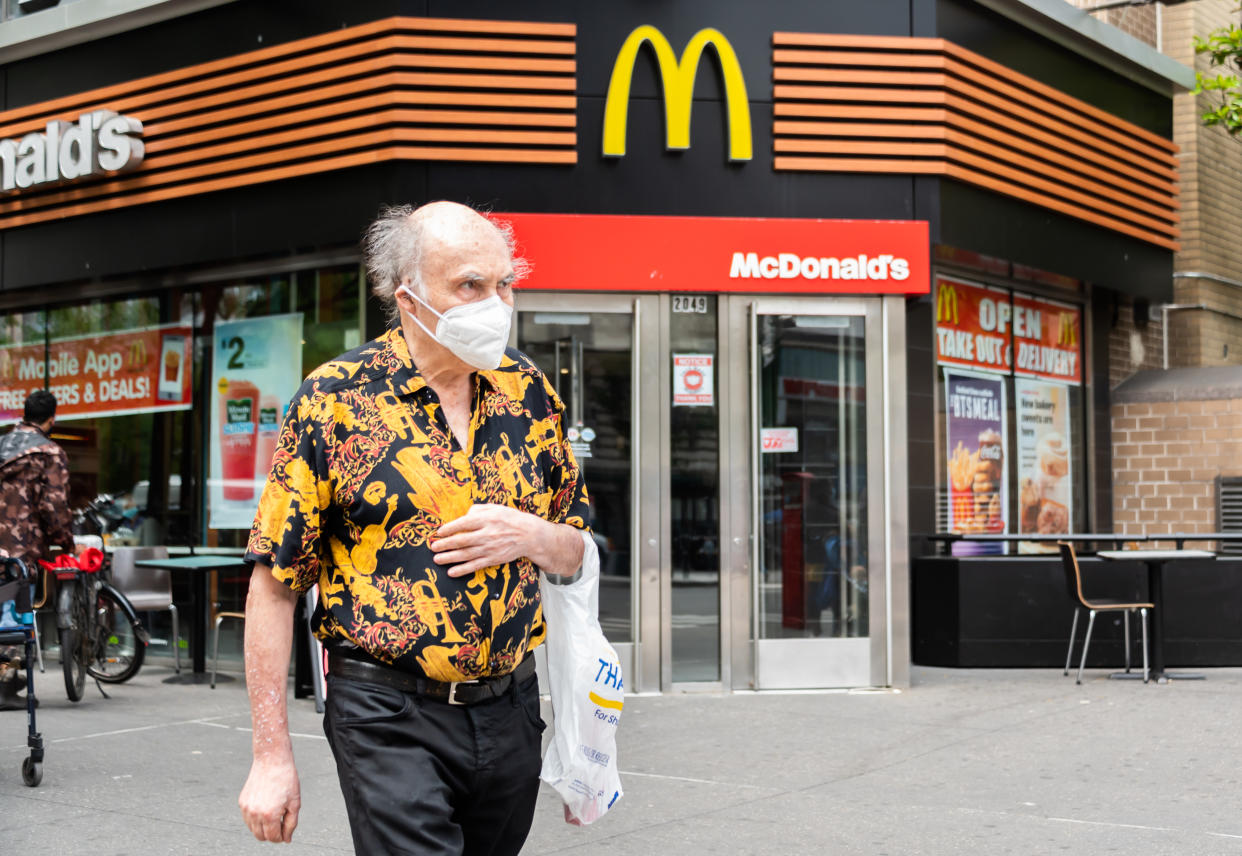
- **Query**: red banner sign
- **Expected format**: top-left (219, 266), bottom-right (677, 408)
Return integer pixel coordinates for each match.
top-left (499, 213), bottom-right (929, 295)
top-left (0, 323), bottom-right (193, 423)
top-left (935, 277), bottom-right (1082, 385)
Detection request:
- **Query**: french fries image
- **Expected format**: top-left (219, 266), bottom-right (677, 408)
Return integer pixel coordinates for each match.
top-left (949, 441), bottom-right (979, 492)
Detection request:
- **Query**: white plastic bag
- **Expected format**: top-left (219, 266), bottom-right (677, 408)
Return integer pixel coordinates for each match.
top-left (539, 531), bottom-right (624, 824)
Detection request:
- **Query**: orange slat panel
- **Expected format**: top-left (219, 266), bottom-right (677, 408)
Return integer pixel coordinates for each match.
top-left (772, 49), bottom-right (942, 68)
top-left (773, 68), bottom-right (946, 87)
top-left (773, 103), bottom-right (948, 122)
top-left (0, 121), bottom-right (575, 217)
top-left (0, 18), bottom-right (574, 130)
top-left (149, 100), bottom-right (574, 156)
top-left (943, 162), bottom-right (1179, 249)
top-left (944, 144), bottom-right (1177, 236)
top-left (146, 113), bottom-right (574, 172)
top-left (942, 41), bottom-right (1177, 155)
top-left (0, 35), bottom-right (576, 139)
top-left (772, 33), bottom-right (946, 51)
top-left (151, 75), bottom-right (574, 138)
top-left (773, 121), bottom-right (943, 138)
top-left (774, 139), bottom-right (948, 157)
top-left (943, 56), bottom-right (1176, 168)
top-left (942, 92), bottom-right (1175, 195)
top-left (943, 112), bottom-right (1176, 212)
top-left (772, 84), bottom-right (946, 104)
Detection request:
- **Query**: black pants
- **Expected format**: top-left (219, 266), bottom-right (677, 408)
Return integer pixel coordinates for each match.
top-left (323, 671), bottom-right (546, 856)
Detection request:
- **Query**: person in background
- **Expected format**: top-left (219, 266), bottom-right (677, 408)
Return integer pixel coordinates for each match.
top-left (239, 201), bottom-right (590, 852)
top-left (0, 390), bottom-right (75, 710)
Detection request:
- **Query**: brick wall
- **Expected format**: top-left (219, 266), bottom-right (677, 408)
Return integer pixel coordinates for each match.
top-left (1066, 0), bottom-right (1158, 46)
top-left (1108, 294), bottom-right (1166, 386)
top-left (1112, 396), bottom-right (1242, 535)
top-left (1164, 0), bottom-right (1242, 369)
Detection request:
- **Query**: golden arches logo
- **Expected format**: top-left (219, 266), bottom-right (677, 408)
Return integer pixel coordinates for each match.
top-left (1057, 312), bottom-right (1078, 347)
top-left (937, 283), bottom-right (959, 325)
top-left (128, 338), bottom-right (147, 369)
top-left (602, 25), bottom-right (752, 162)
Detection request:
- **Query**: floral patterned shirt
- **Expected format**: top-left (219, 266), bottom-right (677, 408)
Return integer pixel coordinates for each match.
top-left (0, 423), bottom-right (75, 571)
top-left (245, 327), bottom-right (590, 682)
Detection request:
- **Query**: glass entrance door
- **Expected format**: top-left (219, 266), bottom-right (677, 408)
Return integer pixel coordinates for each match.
top-left (513, 294), bottom-right (658, 691)
top-left (728, 297), bottom-right (885, 689)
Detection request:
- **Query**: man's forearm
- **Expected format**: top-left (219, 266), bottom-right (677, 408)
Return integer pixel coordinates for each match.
top-left (245, 566), bottom-right (298, 763)
top-left (526, 520), bottom-right (585, 578)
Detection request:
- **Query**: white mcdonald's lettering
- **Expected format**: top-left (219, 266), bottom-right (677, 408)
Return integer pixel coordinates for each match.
top-left (0, 109), bottom-right (144, 194)
top-left (729, 252), bottom-right (910, 281)
top-left (1016, 341), bottom-right (1078, 377)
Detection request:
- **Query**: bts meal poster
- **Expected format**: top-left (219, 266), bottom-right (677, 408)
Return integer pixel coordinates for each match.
top-left (209, 314), bottom-right (303, 530)
top-left (945, 370), bottom-right (1008, 556)
top-left (1015, 379), bottom-right (1072, 553)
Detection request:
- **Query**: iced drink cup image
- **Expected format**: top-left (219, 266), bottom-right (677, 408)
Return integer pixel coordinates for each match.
top-left (219, 379), bottom-right (259, 500)
top-left (255, 394), bottom-right (282, 481)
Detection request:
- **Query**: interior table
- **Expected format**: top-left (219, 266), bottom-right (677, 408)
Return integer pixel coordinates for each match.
top-left (134, 554), bottom-right (251, 685)
top-left (1097, 549), bottom-right (1216, 683)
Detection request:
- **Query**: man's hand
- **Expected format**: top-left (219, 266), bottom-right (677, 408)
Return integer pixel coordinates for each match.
top-left (431, 504), bottom-right (538, 577)
top-left (432, 504), bottom-right (585, 578)
top-left (239, 758), bottom-right (301, 843)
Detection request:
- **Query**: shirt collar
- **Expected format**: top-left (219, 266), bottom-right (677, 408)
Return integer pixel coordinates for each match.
top-left (381, 326), bottom-right (517, 398)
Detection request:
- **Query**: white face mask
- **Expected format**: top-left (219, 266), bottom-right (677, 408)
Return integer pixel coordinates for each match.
top-left (398, 285), bottom-right (513, 371)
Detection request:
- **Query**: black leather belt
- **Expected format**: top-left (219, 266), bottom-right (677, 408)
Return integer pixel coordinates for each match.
top-left (327, 652), bottom-right (536, 706)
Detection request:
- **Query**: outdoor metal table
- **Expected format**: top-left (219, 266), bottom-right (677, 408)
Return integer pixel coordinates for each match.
top-left (1097, 549), bottom-right (1216, 683)
top-left (134, 554), bottom-right (251, 684)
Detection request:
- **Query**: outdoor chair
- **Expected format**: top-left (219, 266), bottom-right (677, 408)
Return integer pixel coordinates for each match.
top-left (211, 611), bottom-right (244, 689)
top-left (1059, 541), bottom-right (1152, 684)
top-left (110, 546), bottom-right (180, 673)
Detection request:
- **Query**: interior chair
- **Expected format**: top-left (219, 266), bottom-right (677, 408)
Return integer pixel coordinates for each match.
top-left (1059, 541), bottom-right (1153, 684)
top-left (110, 546), bottom-right (180, 673)
top-left (211, 611), bottom-right (245, 689)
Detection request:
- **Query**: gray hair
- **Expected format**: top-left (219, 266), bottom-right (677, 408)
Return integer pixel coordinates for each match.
top-left (362, 202), bottom-right (529, 325)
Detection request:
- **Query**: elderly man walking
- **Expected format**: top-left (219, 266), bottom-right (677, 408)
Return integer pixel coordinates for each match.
top-left (239, 201), bottom-right (589, 853)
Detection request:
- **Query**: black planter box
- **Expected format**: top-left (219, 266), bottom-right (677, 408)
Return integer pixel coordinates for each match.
top-left (912, 555), bottom-right (1242, 667)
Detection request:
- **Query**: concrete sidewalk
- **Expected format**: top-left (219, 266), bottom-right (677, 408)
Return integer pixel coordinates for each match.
top-left (3, 662), bottom-right (1242, 855)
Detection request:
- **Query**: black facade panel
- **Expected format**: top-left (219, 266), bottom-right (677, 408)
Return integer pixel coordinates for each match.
top-left (935, 0), bottom-right (1172, 137)
top-left (937, 180), bottom-right (1173, 301)
top-left (1091, 287), bottom-right (1116, 532)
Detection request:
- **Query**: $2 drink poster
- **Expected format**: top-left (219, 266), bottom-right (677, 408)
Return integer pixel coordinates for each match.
top-left (208, 314), bottom-right (302, 530)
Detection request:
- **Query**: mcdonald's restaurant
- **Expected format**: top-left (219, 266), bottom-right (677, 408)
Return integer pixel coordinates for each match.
top-left (0, 0), bottom-right (1203, 691)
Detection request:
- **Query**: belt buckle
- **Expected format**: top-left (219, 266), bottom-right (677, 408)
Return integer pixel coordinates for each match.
top-left (447, 679), bottom-right (479, 705)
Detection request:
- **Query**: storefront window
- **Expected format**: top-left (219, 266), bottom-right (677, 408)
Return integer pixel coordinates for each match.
top-left (0, 262), bottom-right (364, 668)
top-left (933, 275), bottom-right (1086, 554)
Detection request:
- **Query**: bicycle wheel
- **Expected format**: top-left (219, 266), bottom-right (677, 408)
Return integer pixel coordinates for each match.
top-left (60, 624), bottom-right (85, 702)
top-left (87, 587), bottom-right (144, 683)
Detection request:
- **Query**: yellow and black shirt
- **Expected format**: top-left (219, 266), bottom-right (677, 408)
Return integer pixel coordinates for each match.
top-left (245, 326), bottom-right (590, 683)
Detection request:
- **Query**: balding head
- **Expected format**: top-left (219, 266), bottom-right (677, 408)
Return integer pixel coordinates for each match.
top-left (363, 201), bottom-right (525, 323)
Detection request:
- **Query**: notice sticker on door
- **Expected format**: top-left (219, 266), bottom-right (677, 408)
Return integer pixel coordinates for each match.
top-left (760, 427), bottom-right (799, 454)
top-left (673, 354), bottom-right (714, 407)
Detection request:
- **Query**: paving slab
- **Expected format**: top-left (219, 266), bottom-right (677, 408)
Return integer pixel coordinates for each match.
top-left (2, 663), bottom-right (1241, 854)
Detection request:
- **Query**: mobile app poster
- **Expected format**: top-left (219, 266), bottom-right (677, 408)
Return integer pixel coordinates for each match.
top-left (0, 324), bottom-right (192, 423)
top-left (1015, 379), bottom-right (1072, 554)
top-left (208, 314), bottom-right (302, 530)
top-left (945, 370), bottom-right (1007, 556)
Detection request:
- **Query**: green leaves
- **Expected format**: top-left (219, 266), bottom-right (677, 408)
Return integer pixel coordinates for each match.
top-left (1194, 22), bottom-right (1242, 136)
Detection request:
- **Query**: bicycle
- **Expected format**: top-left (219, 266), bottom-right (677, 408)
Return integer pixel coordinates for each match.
top-left (43, 549), bottom-right (147, 701)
